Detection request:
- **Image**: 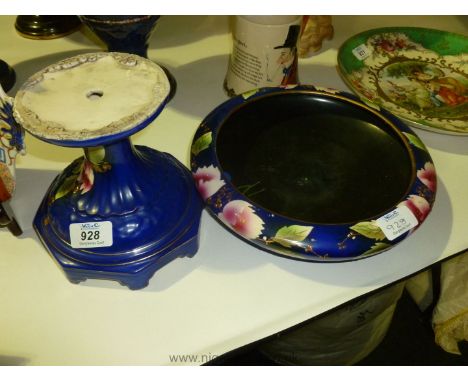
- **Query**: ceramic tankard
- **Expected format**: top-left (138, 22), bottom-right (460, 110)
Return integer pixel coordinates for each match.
top-left (224, 16), bottom-right (302, 96)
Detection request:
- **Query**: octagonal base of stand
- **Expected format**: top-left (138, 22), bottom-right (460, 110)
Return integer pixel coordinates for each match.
top-left (32, 143), bottom-right (203, 290)
top-left (33, 206), bottom-right (201, 290)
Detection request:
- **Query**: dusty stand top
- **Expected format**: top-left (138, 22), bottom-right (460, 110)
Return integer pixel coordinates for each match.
top-left (13, 52), bottom-right (170, 144)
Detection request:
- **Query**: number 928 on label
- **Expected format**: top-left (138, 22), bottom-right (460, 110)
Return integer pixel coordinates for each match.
top-left (69, 221), bottom-right (113, 248)
top-left (375, 206), bottom-right (418, 241)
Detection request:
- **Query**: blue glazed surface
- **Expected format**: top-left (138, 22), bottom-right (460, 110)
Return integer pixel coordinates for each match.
top-left (191, 85), bottom-right (436, 262)
top-left (80, 16), bottom-right (160, 58)
top-left (34, 141), bottom-right (202, 289)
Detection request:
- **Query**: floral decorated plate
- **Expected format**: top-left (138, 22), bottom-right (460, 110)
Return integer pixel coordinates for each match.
top-left (191, 85), bottom-right (436, 262)
top-left (337, 27), bottom-right (468, 135)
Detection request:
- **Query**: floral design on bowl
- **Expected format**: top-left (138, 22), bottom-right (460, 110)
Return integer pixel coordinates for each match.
top-left (218, 200), bottom-right (265, 240)
top-left (193, 165), bottom-right (225, 201)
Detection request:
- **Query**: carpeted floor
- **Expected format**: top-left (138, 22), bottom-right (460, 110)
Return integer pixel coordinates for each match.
top-left (207, 290), bottom-right (468, 366)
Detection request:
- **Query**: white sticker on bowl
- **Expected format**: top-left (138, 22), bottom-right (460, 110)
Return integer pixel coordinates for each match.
top-left (375, 206), bottom-right (419, 241)
top-left (69, 221), bottom-right (113, 248)
top-left (352, 44), bottom-right (371, 61)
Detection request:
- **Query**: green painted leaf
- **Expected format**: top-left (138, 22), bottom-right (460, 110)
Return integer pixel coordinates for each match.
top-left (237, 181), bottom-right (265, 198)
top-left (51, 159), bottom-right (82, 201)
top-left (272, 225), bottom-right (313, 248)
top-left (350, 221), bottom-right (386, 241)
top-left (362, 242), bottom-right (391, 256)
top-left (241, 89), bottom-right (259, 99)
top-left (86, 146), bottom-right (106, 165)
top-left (191, 132), bottom-right (212, 156)
top-left (53, 175), bottom-right (77, 201)
top-left (403, 132), bottom-right (427, 151)
top-left (70, 160), bottom-right (82, 175)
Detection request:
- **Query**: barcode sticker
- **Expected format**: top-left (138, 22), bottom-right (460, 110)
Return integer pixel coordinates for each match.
top-left (375, 206), bottom-right (418, 241)
top-left (69, 221), bottom-right (113, 248)
top-left (352, 44), bottom-right (371, 61)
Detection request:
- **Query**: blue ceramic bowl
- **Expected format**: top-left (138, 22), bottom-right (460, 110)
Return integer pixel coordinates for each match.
top-left (191, 85), bottom-right (436, 262)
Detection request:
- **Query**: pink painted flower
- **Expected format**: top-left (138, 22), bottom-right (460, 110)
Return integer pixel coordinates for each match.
top-left (193, 165), bottom-right (225, 201)
top-left (218, 200), bottom-right (264, 239)
top-left (417, 162), bottom-right (436, 192)
top-left (399, 195), bottom-right (431, 223)
top-left (78, 160), bottom-right (94, 194)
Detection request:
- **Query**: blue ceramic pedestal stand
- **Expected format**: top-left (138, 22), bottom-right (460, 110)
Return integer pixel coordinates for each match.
top-left (34, 140), bottom-right (202, 290)
top-left (14, 53), bottom-right (202, 289)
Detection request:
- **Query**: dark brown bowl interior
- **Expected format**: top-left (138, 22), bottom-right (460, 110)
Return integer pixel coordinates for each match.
top-left (216, 92), bottom-right (414, 224)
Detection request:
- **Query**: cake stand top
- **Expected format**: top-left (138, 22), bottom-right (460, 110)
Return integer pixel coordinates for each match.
top-left (13, 52), bottom-right (170, 147)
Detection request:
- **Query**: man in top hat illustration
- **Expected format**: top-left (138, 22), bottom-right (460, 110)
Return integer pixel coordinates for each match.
top-left (267, 24), bottom-right (300, 86)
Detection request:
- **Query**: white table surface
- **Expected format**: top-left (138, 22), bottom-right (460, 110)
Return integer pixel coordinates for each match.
top-left (1, 15), bottom-right (467, 365)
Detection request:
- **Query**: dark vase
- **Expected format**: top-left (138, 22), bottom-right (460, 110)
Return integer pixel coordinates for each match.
top-left (79, 15), bottom-right (160, 58)
top-left (79, 15), bottom-right (176, 99)
top-left (15, 15), bottom-right (81, 39)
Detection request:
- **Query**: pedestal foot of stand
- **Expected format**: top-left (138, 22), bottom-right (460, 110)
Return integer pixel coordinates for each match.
top-left (64, 270), bottom-right (148, 290)
top-left (34, 199), bottom-right (202, 290)
top-left (66, 274), bottom-right (88, 285)
top-left (58, 235), bottom-right (199, 290)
